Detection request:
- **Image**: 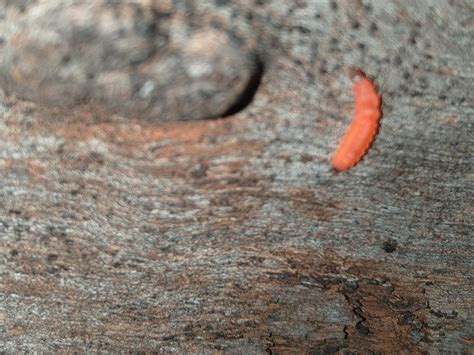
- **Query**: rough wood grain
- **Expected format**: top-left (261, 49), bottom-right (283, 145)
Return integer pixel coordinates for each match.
top-left (0, 0), bottom-right (473, 353)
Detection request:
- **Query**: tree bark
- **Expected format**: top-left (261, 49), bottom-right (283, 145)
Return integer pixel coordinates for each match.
top-left (0, 0), bottom-right (472, 353)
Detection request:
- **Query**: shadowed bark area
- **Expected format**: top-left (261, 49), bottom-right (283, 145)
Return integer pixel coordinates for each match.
top-left (0, 0), bottom-right (472, 353)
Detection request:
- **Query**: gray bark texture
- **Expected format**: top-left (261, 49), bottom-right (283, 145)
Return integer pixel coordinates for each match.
top-left (0, 0), bottom-right (473, 353)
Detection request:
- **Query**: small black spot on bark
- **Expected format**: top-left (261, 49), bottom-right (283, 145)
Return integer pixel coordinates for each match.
top-left (61, 55), bottom-right (71, 65)
top-left (398, 312), bottom-right (415, 325)
top-left (64, 239), bottom-right (74, 247)
top-left (393, 55), bottom-right (402, 66)
top-left (9, 209), bottom-right (22, 215)
top-left (342, 280), bottom-right (359, 292)
top-left (418, 77), bottom-right (429, 89)
top-left (383, 239), bottom-right (397, 253)
top-left (370, 22), bottom-right (378, 33)
top-left (134, 20), bottom-right (155, 37)
top-left (356, 321), bottom-right (369, 335)
top-left (294, 25), bottom-right (310, 34)
top-left (47, 267), bottom-right (59, 274)
top-left (47, 254), bottom-right (58, 263)
top-left (456, 96), bottom-right (465, 104)
top-left (430, 309), bottom-right (458, 319)
top-left (162, 334), bottom-right (175, 341)
top-left (410, 320), bottom-right (423, 333)
top-left (324, 344), bottom-right (340, 354)
top-left (300, 154), bottom-right (314, 163)
top-left (319, 61), bottom-right (327, 74)
top-left (191, 164), bottom-right (208, 179)
top-left (409, 31), bottom-right (418, 45)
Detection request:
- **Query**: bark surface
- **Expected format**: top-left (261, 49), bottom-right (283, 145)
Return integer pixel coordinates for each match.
top-left (0, 0), bottom-right (472, 353)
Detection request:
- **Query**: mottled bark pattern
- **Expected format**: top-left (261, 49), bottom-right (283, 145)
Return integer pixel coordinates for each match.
top-left (0, 0), bottom-right (473, 353)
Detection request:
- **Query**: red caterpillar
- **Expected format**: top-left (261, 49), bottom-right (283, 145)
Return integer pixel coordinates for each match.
top-left (331, 69), bottom-right (382, 171)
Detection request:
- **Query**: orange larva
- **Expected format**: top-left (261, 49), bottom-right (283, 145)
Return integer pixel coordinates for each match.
top-left (331, 69), bottom-right (382, 171)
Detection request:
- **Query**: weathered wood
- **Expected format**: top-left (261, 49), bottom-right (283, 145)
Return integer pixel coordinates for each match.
top-left (0, 0), bottom-right (473, 353)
